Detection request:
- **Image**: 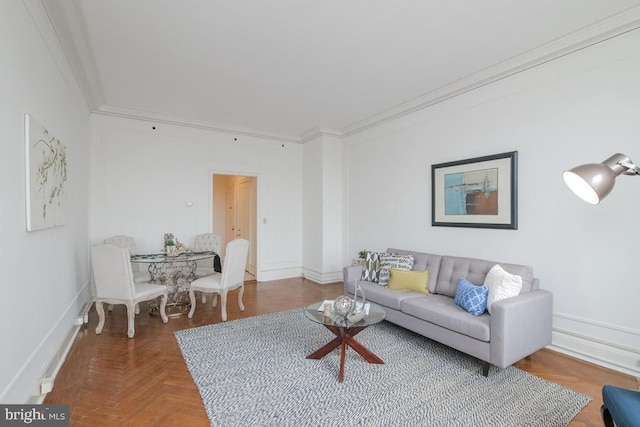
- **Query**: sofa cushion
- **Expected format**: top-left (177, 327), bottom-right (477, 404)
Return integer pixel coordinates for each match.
top-left (387, 249), bottom-right (442, 294)
top-left (435, 256), bottom-right (533, 297)
top-left (454, 278), bottom-right (489, 316)
top-left (387, 269), bottom-right (430, 294)
top-left (361, 251), bottom-right (384, 282)
top-left (484, 264), bottom-right (523, 314)
top-left (401, 294), bottom-right (491, 341)
top-left (346, 279), bottom-right (423, 311)
top-left (378, 253), bottom-right (414, 285)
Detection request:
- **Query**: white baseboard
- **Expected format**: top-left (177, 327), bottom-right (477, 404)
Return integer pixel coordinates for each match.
top-left (301, 268), bottom-right (342, 284)
top-left (27, 324), bottom-right (82, 404)
top-left (551, 312), bottom-right (640, 378)
top-left (257, 267), bottom-right (342, 284)
top-left (258, 267), bottom-right (303, 282)
top-left (25, 298), bottom-right (93, 405)
top-left (1, 282), bottom-right (91, 403)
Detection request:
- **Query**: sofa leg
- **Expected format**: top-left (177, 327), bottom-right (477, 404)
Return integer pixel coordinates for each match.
top-left (481, 361), bottom-right (490, 377)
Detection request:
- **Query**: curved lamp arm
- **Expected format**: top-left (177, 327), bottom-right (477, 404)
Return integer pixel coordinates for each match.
top-left (563, 153), bottom-right (639, 204)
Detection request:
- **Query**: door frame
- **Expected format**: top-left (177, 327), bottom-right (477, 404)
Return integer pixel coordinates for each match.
top-left (209, 170), bottom-right (260, 280)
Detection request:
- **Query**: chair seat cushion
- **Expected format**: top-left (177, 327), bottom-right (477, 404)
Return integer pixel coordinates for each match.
top-left (191, 272), bottom-right (223, 291)
top-left (134, 282), bottom-right (167, 299)
top-left (602, 385), bottom-right (640, 427)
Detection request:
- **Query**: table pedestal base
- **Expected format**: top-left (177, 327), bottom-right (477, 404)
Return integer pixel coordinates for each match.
top-left (149, 292), bottom-right (191, 317)
top-left (307, 324), bottom-right (383, 383)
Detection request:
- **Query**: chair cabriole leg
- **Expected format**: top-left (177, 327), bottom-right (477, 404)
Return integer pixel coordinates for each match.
top-left (238, 285), bottom-right (245, 312)
top-left (221, 291), bottom-right (228, 321)
top-left (95, 301), bottom-right (105, 334)
top-left (126, 303), bottom-right (135, 338)
top-left (159, 295), bottom-right (168, 323)
top-left (188, 290), bottom-right (197, 319)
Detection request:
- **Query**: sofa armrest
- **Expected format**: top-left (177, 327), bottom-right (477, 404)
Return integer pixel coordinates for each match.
top-left (489, 289), bottom-right (553, 368)
top-left (343, 265), bottom-right (363, 294)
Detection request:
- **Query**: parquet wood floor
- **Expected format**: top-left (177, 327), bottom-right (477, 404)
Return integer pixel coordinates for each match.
top-left (44, 278), bottom-right (637, 426)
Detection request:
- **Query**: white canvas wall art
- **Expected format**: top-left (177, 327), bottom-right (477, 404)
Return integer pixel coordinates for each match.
top-left (25, 113), bottom-right (67, 231)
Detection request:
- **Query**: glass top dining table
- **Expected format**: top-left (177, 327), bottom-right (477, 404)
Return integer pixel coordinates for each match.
top-left (130, 251), bottom-right (218, 317)
top-left (130, 251), bottom-right (217, 263)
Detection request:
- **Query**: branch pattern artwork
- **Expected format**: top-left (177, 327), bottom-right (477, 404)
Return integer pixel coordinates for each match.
top-left (25, 114), bottom-right (68, 231)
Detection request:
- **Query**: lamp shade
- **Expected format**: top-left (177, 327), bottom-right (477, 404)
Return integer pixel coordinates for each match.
top-left (562, 153), bottom-right (633, 204)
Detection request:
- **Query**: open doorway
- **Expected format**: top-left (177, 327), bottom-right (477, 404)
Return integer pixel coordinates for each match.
top-left (212, 174), bottom-right (257, 281)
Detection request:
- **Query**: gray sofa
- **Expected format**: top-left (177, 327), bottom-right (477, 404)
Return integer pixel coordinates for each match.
top-left (343, 248), bottom-right (553, 376)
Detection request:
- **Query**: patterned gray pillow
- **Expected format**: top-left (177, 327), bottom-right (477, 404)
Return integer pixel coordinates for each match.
top-left (361, 251), bottom-right (384, 282)
top-left (378, 254), bottom-right (414, 286)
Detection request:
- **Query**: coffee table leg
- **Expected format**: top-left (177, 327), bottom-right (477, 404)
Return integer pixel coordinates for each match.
top-left (307, 337), bottom-right (341, 359)
top-left (307, 325), bottom-right (384, 383)
top-left (345, 335), bottom-right (384, 364)
top-left (339, 331), bottom-right (348, 382)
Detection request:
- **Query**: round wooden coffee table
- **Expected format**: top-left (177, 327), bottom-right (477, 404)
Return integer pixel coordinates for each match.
top-left (304, 300), bottom-right (386, 382)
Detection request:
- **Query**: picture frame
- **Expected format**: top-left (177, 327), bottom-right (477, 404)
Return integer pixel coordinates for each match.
top-left (25, 114), bottom-right (68, 231)
top-left (431, 151), bottom-right (517, 229)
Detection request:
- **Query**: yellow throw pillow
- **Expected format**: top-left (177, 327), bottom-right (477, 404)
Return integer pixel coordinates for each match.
top-left (387, 269), bottom-right (429, 294)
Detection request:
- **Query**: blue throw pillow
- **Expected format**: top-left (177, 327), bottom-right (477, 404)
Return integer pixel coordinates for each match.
top-left (454, 278), bottom-right (489, 316)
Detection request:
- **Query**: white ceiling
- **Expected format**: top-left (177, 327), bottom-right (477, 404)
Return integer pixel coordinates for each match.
top-left (47, 0), bottom-right (640, 140)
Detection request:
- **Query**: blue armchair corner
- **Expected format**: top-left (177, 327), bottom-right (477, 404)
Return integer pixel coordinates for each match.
top-left (601, 384), bottom-right (640, 427)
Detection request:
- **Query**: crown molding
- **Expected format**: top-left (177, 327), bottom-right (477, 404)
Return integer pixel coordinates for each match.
top-left (299, 127), bottom-right (343, 143)
top-left (340, 5), bottom-right (640, 137)
top-left (41, 0), bottom-right (105, 111)
top-left (42, 0), bottom-right (301, 142)
top-left (41, 1), bottom-right (640, 143)
top-left (95, 105), bottom-right (302, 143)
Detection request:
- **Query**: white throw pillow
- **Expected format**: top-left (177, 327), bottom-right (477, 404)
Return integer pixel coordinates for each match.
top-left (484, 264), bottom-right (522, 314)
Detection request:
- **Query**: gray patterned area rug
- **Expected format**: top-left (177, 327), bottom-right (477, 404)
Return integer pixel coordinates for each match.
top-left (175, 308), bottom-right (591, 427)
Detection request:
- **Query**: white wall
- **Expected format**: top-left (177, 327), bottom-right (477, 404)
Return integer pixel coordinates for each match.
top-left (302, 136), bottom-right (324, 278)
top-left (302, 133), bottom-right (344, 283)
top-left (0, 1), bottom-right (90, 402)
top-left (90, 114), bottom-right (303, 281)
top-left (344, 29), bottom-right (640, 376)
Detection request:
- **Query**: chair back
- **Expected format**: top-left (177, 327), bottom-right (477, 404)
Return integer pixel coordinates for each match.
top-left (91, 243), bottom-right (137, 300)
top-left (104, 235), bottom-right (138, 256)
top-left (220, 239), bottom-right (249, 289)
top-left (194, 233), bottom-right (222, 253)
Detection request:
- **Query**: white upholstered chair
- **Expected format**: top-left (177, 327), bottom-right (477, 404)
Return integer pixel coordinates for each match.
top-left (188, 238), bottom-right (249, 321)
top-left (103, 235), bottom-right (149, 283)
top-left (91, 243), bottom-right (168, 338)
top-left (193, 233), bottom-right (222, 277)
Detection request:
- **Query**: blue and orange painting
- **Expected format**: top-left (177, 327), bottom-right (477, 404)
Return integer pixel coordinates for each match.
top-left (444, 168), bottom-right (498, 215)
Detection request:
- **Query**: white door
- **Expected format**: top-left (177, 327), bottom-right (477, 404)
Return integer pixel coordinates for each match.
top-left (238, 179), bottom-right (256, 275)
top-left (225, 185), bottom-right (236, 255)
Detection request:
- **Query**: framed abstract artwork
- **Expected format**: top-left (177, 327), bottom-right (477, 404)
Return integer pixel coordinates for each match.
top-left (431, 151), bottom-right (517, 229)
top-left (25, 114), bottom-right (68, 231)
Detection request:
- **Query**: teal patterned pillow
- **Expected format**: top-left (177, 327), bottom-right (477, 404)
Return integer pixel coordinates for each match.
top-left (361, 251), bottom-right (384, 282)
top-left (378, 254), bottom-right (414, 286)
top-left (454, 278), bottom-right (489, 316)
